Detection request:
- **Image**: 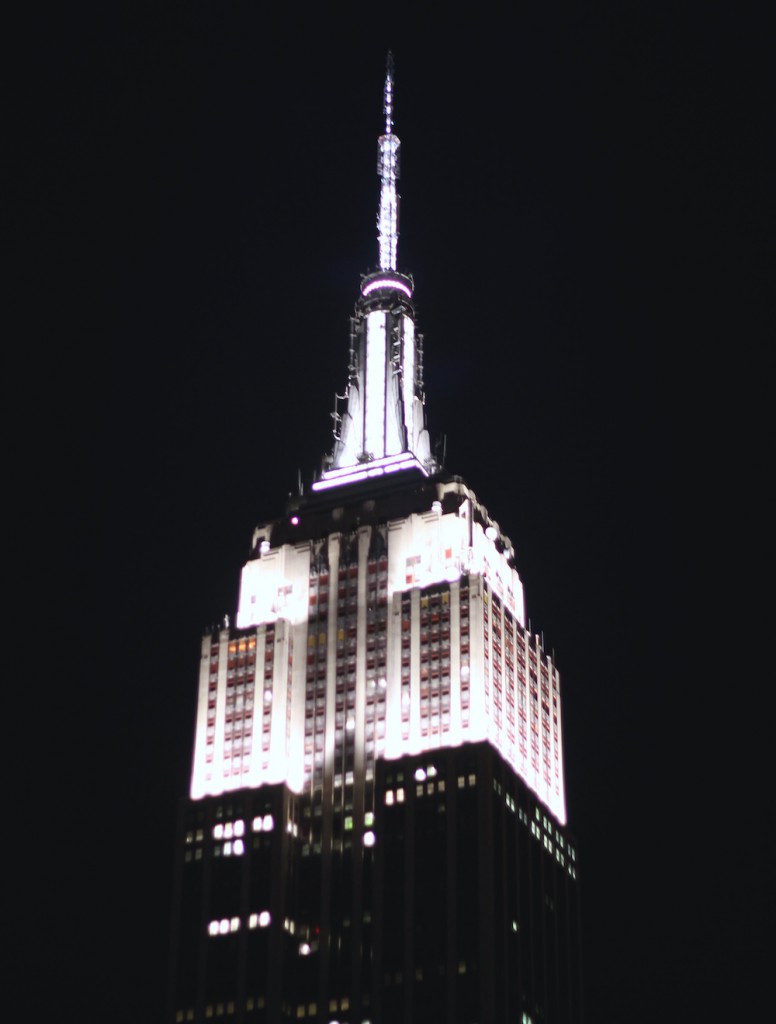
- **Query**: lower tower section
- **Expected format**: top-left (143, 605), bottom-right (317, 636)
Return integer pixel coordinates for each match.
top-left (168, 744), bottom-right (582, 1024)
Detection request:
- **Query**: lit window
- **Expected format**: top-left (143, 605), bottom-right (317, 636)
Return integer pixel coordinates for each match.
top-left (365, 811), bottom-right (374, 826)
top-left (385, 790), bottom-right (394, 805)
top-left (258, 911), bottom-right (271, 927)
top-left (233, 838), bottom-right (245, 855)
top-left (263, 814), bottom-right (274, 831)
top-left (363, 830), bottom-right (376, 847)
top-left (414, 767), bottom-right (426, 782)
top-left (396, 787), bottom-right (405, 803)
top-left (213, 824), bottom-right (224, 839)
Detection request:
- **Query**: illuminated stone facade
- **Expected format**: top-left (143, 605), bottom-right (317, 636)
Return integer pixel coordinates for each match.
top-left (191, 476), bottom-right (565, 827)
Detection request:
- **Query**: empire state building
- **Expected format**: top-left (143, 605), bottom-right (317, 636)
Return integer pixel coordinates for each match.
top-left (167, 56), bottom-right (583, 1024)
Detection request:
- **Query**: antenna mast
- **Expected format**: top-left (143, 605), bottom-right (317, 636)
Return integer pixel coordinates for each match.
top-left (377, 52), bottom-right (400, 270)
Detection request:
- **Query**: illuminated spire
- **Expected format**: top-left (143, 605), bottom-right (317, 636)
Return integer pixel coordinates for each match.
top-left (315, 55), bottom-right (434, 492)
top-left (377, 52), bottom-right (400, 271)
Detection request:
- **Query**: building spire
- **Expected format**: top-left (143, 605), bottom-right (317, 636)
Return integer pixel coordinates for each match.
top-left (314, 55), bottom-right (434, 493)
top-left (377, 52), bottom-right (400, 271)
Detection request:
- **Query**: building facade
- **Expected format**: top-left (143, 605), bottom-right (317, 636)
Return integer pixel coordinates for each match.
top-left (167, 57), bottom-right (582, 1024)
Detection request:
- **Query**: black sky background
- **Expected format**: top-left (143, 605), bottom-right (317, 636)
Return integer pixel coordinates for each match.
top-left (22, 4), bottom-right (771, 1022)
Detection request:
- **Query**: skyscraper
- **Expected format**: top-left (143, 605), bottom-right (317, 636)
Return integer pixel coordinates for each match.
top-left (167, 56), bottom-right (582, 1024)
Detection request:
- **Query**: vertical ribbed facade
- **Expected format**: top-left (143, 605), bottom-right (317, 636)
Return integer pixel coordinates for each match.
top-left (169, 740), bottom-right (581, 1023)
top-left (190, 480), bottom-right (564, 826)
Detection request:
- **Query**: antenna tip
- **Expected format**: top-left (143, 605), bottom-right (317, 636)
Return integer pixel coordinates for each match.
top-left (383, 51), bottom-right (395, 135)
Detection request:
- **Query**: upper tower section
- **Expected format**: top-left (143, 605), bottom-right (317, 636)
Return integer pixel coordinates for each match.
top-left (314, 54), bottom-right (435, 494)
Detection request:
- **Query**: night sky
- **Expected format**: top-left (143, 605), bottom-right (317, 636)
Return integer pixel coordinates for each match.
top-left (26, 5), bottom-right (769, 1022)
